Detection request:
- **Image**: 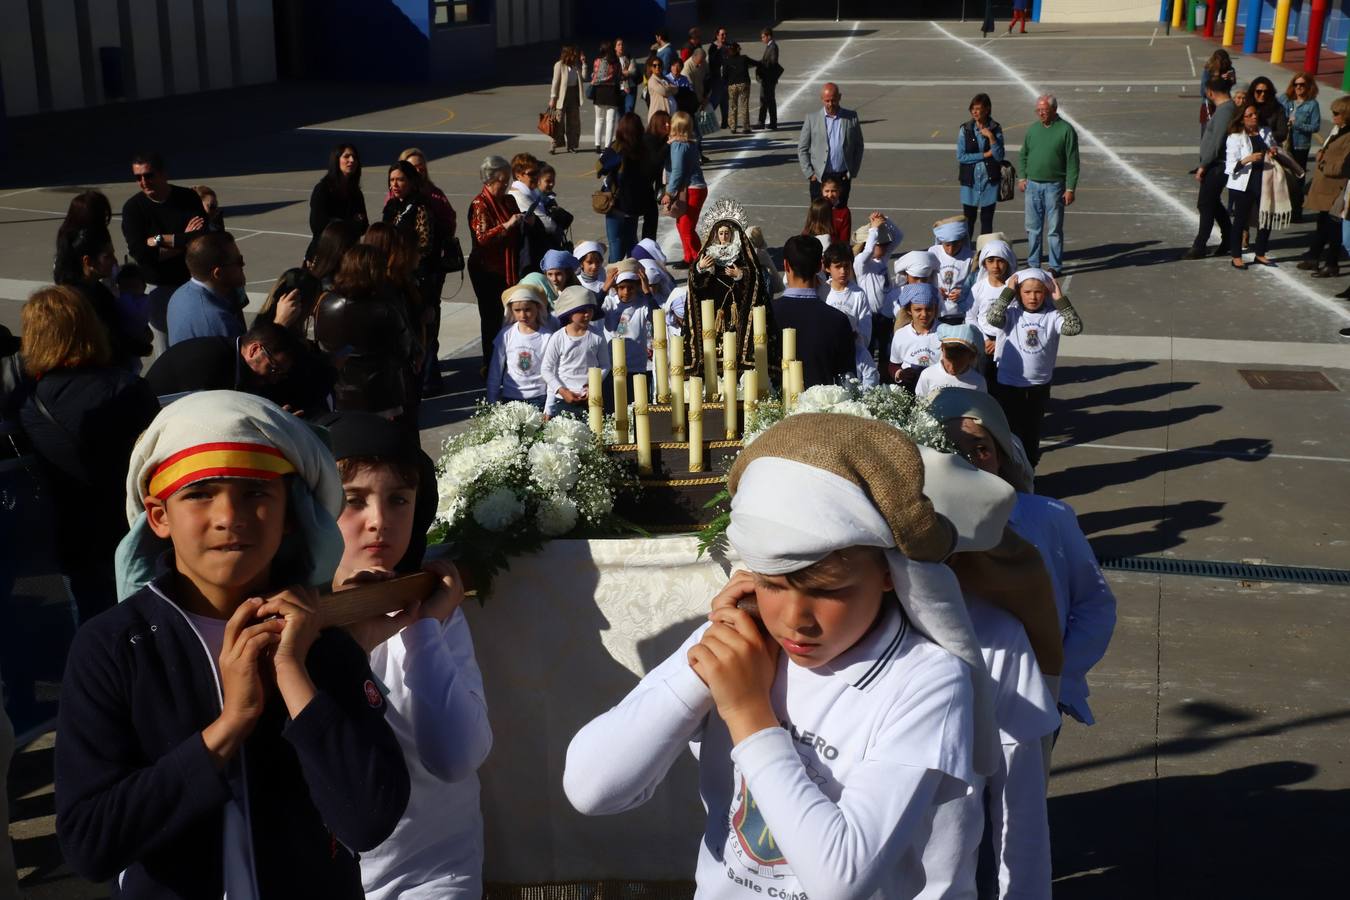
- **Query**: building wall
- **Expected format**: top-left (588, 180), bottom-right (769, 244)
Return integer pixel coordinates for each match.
top-left (0, 0), bottom-right (276, 117)
top-left (1040, 0), bottom-right (1158, 22)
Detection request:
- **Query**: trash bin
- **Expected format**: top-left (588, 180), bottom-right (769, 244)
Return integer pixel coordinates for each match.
top-left (1195, 2), bottom-right (1207, 29)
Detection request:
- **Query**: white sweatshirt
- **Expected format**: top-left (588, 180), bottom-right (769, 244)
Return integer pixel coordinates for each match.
top-left (928, 243), bottom-right (976, 322)
top-left (565, 603), bottom-right (979, 900)
top-left (970, 277), bottom-right (1008, 345)
top-left (360, 612), bottom-right (494, 900)
top-left (825, 283), bottom-right (880, 386)
top-left (991, 306), bottom-right (1069, 387)
top-left (852, 231), bottom-right (891, 317)
top-left (541, 325), bottom-right (609, 415)
top-left (487, 323), bottom-right (550, 402)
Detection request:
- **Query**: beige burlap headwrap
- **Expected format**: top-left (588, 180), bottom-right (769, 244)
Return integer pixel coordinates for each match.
top-left (729, 414), bottom-right (956, 562)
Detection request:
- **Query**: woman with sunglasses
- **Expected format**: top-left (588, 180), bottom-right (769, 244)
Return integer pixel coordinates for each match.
top-left (1282, 75), bottom-right (1322, 221)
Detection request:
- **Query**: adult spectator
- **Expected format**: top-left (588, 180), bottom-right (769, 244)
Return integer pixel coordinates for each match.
top-left (1281, 73), bottom-right (1321, 221)
top-left (662, 112), bottom-right (708, 267)
top-left (396, 148), bottom-right (457, 392)
top-left (1225, 104), bottom-right (1277, 270)
top-left (1009, 0), bottom-right (1030, 33)
top-left (1200, 49), bottom-right (1236, 138)
top-left (19, 286), bottom-right (159, 622)
top-left (722, 43), bottom-right (755, 135)
top-left (1247, 77), bottom-right (1289, 146)
top-left (1186, 72), bottom-right (1236, 260)
top-left (645, 57), bottom-right (673, 125)
top-left (957, 93), bottom-right (1005, 240)
top-left (307, 142), bottom-right (368, 261)
top-left (1018, 94), bottom-right (1080, 278)
top-left (599, 113), bottom-right (654, 263)
top-left (250, 272), bottom-right (339, 417)
top-left (590, 41), bottom-right (622, 153)
top-left (166, 231), bottom-right (247, 344)
top-left (798, 82), bottom-right (864, 206)
top-left (362, 222), bottom-right (427, 361)
top-left (383, 160), bottom-right (439, 313)
top-left (1301, 96), bottom-right (1350, 279)
top-left (682, 27), bottom-right (702, 62)
top-left (144, 320), bottom-right (303, 399)
top-left (756, 27), bottom-right (781, 131)
top-left (686, 48), bottom-right (711, 163)
top-left (54, 225), bottom-right (153, 369)
top-left (707, 26), bottom-right (730, 129)
top-left (307, 220), bottom-right (361, 292)
top-left (315, 245), bottom-right (419, 416)
top-left (771, 236), bottom-right (854, 388)
top-left (54, 190), bottom-right (113, 265)
top-left (549, 45), bottom-right (586, 152)
top-left (642, 110), bottom-right (673, 243)
top-left (121, 151), bottom-right (207, 353)
top-left (668, 57), bottom-right (699, 120)
top-left (653, 31), bottom-right (677, 72)
top-left (508, 152), bottom-right (548, 272)
top-left (468, 155), bottom-right (524, 364)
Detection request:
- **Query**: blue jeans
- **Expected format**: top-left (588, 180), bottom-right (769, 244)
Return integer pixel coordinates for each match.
top-left (605, 213), bottom-right (639, 262)
top-left (1025, 179), bottom-right (1065, 271)
top-left (1340, 217), bottom-right (1350, 257)
top-left (622, 90), bottom-right (636, 116)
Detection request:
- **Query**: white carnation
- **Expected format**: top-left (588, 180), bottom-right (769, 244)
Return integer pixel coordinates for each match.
top-left (528, 442), bottom-right (581, 492)
top-left (493, 401), bottom-right (544, 432)
top-left (435, 472), bottom-right (465, 521)
top-left (442, 446), bottom-right (484, 490)
top-left (826, 400), bottom-right (874, 420)
top-left (796, 384), bottom-right (850, 411)
top-left (477, 434), bottom-right (523, 468)
top-left (472, 487), bottom-right (525, 531)
top-left (543, 416), bottom-right (594, 449)
top-left (536, 495), bottom-right (579, 536)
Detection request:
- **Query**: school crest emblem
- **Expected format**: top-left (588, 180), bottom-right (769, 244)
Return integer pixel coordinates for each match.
top-left (1024, 327), bottom-right (1040, 349)
top-left (517, 349), bottom-right (534, 372)
top-left (729, 775), bottom-right (787, 876)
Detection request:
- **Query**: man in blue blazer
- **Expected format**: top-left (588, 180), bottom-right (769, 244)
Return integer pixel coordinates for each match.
top-left (797, 82), bottom-right (864, 207)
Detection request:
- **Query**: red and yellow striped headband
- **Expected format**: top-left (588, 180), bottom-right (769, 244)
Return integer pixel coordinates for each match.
top-left (148, 441), bottom-right (296, 500)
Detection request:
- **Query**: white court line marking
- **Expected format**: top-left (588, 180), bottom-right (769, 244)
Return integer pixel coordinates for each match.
top-left (0, 187), bottom-right (42, 200)
top-left (0, 205), bottom-right (63, 216)
top-left (778, 78), bottom-right (1193, 87)
top-left (930, 21), bottom-right (1350, 324)
top-left (1048, 441), bottom-right (1350, 464)
top-left (730, 201), bottom-right (1175, 218)
top-left (786, 35), bottom-right (1170, 42)
top-left (1186, 45), bottom-right (1196, 78)
top-left (232, 226), bottom-right (310, 239)
top-left (1150, 27), bottom-right (1158, 47)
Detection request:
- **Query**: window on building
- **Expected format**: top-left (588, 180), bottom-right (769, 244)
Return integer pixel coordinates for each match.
top-left (432, 0), bottom-right (473, 26)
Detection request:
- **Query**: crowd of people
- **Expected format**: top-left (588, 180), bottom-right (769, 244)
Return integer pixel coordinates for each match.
top-left (0, 22), bottom-right (1123, 900)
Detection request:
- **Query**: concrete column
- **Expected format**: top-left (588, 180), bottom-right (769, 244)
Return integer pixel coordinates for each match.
top-left (1172, 0), bottom-right (1185, 29)
top-left (1242, 0), bottom-right (1263, 54)
top-left (1223, 0), bottom-right (1239, 46)
top-left (1203, 0), bottom-right (1220, 36)
top-left (1271, 0), bottom-right (1291, 64)
top-left (1304, 0), bottom-right (1329, 75)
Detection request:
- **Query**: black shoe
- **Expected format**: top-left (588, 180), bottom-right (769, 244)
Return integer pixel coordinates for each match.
top-left (1340, 327), bottom-right (1350, 336)
top-left (1297, 258), bottom-right (1320, 270)
top-left (1335, 285), bottom-right (1350, 299)
top-left (1213, 243), bottom-right (1231, 258)
top-left (1182, 246), bottom-right (1207, 260)
top-left (1312, 265), bottom-right (1341, 278)
top-left (1047, 269), bottom-right (1062, 279)
top-left (700, 154), bottom-right (711, 164)
top-left (1253, 256), bottom-right (1277, 267)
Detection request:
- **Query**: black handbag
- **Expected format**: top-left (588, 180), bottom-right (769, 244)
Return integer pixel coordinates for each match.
top-left (439, 236), bottom-right (465, 273)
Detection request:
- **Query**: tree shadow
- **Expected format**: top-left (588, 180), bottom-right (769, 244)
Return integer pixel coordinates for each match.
top-left (1037, 437), bottom-right (1272, 500)
top-left (1077, 499), bottom-right (1225, 558)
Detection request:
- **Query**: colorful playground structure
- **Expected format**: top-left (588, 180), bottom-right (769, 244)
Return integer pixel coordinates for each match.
top-left (1165, 0), bottom-right (1350, 89)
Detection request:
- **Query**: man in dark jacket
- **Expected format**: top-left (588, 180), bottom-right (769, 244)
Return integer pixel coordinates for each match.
top-left (1185, 72), bottom-right (1236, 259)
top-left (771, 236), bottom-right (854, 389)
top-left (146, 321), bottom-right (303, 400)
top-left (756, 28), bottom-right (782, 131)
top-left (122, 151), bottom-right (208, 353)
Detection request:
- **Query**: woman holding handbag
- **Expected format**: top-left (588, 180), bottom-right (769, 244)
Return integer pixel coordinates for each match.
top-left (1224, 104), bottom-right (1277, 270)
top-left (597, 114), bottom-right (652, 262)
top-left (468, 156), bottom-right (524, 368)
top-left (956, 93), bottom-right (1005, 241)
top-left (590, 42), bottom-right (621, 153)
top-left (661, 111), bottom-right (707, 267)
top-left (549, 45), bottom-right (584, 154)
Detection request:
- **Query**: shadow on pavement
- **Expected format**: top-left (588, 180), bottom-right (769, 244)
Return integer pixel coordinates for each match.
top-left (1078, 499), bottom-right (1226, 558)
top-left (1044, 402), bottom-right (1223, 451)
top-left (1037, 436), bottom-right (1272, 499)
top-left (1053, 361), bottom-right (1158, 385)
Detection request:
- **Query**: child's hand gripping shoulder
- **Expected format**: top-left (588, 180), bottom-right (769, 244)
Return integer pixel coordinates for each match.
top-left (690, 572), bottom-right (781, 745)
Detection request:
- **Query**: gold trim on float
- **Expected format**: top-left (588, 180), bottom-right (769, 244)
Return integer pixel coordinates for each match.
top-left (607, 441), bottom-right (744, 451)
top-left (639, 476), bottom-right (726, 487)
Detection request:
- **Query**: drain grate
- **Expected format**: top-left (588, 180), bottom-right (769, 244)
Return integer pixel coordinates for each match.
top-left (1238, 369), bottom-right (1338, 391)
top-left (1097, 556), bottom-right (1350, 586)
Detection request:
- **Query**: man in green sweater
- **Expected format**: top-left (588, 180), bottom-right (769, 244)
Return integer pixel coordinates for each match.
top-left (1018, 94), bottom-right (1080, 277)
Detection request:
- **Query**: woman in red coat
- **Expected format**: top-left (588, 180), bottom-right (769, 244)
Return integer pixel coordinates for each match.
top-left (468, 155), bottom-right (524, 371)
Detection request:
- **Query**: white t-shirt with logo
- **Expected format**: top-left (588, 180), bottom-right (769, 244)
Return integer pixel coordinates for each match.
top-left (970, 278), bottom-right (1007, 345)
top-left (602, 295), bottom-right (654, 376)
top-left (565, 602), bottom-right (978, 900)
top-left (992, 305), bottom-right (1068, 387)
top-left (541, 325), bottom-right (609, 416)
top-left (915, 364), bottom-right (987, 398)
top-left (487, 323), bottom-right (549, 402)
top-left (927, 243), bottom-right (975, 322)
top-left (889, 324), bottom-right (942, 369)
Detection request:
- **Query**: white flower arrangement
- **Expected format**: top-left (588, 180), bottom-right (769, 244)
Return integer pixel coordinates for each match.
top-left (742, 380), bottom-right (956, 452)
top-left (430, 401), bottom-right (639, 595)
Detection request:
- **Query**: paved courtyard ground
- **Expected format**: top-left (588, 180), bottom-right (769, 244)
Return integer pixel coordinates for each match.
top-left (2, 17), bottom-right (1347, 899)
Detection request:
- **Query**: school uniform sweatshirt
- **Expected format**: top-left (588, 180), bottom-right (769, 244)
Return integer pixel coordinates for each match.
top-left (54, 569), bottom-right (411, 899)
top-left (564, 603), bottom-right (978, 900)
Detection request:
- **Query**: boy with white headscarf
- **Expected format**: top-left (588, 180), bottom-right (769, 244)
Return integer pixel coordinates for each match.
top-left (565, 413), bottom-right (1046, 900)
top-left (928, 217), bottom-right (977, 325)
top-left (55, 391), bottom-right (410, 899)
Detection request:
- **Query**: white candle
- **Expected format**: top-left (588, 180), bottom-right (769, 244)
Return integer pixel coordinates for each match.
top-left (723, 331), bottom-right (738, 438)
top-left (744, 366), bottom-right (758, 424)
top-left (652, 309), bottom-right (670, 402)
top-left (688, 377), bottom-right (704, 472)
top-left (701, 298), bottom-right (717, 400)
top-left (669, 334), bottom-right (685, 440)
top-left (633, 374), bottom-right (652, 474)
top-left (789, 360), bottom-right (805, 412)
top-left (610, 338), bottom-right (628, 442)
top-left (587, 367), bottom-right (604, 438)
top-left (782, 327), bottom-right (797, 369)
top-left (752, 305), bottom-right (769, 400)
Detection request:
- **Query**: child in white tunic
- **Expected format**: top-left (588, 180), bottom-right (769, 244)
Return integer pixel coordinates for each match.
top-left (915, 324), bottom-right (987, 398)
top-left (566, 414), bottom-right (1018, 900)
top-left (601, 262), bottom-right (655, 377)
top-left (888, 284), bottom-right (941, 390)
top-left (541, 286), bottom-right (609, 417)
top-left (971, 240), bottom-right (1017, 366)
top-left (928, 218), bottom-right (977, 325)
top-left (573, 241), bottom-right (607, 296)
top-left (487, 284), bottom-right (553, 406)
top-left (326, 414), bottom-right (493, 900)
top-left (822, 242), bottom-right (880, 385)
top-left (852, 213), bottom-right (902, 357)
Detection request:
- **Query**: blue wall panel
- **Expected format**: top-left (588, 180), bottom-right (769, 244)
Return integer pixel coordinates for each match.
top-left (304, 0), bottom-right (430, 81)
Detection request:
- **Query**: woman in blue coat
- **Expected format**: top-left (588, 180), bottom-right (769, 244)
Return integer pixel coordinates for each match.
top-left (1281, 73), bottom-right (1321, 221)
top-left (956, 93), bottom-right (1005, 241)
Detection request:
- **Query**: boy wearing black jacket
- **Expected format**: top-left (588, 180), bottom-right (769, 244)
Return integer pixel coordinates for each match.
top-left (55, 390), bottom-right (410, 898)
